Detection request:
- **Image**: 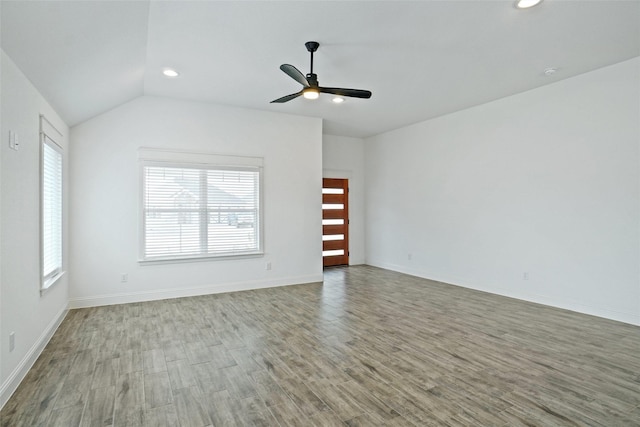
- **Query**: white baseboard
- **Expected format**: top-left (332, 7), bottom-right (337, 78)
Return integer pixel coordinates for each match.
top-left (366, 259), bottom-right (640, 327)
top-left (0, 305), bottom-right (68, 410)
top-left (68, 274), bottom-right (324, 309)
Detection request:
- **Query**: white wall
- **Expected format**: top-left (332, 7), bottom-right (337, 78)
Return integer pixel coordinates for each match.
top-left (323, 134), bottom-right (366, 265)
top-left (365, 57), bottom-right (640, 326)
top-left (69, 96), bottom-right (323, 307)
top-left (1, 51), bottom-right (70, 407)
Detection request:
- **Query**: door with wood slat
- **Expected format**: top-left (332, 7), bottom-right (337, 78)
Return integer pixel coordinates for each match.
top-left (322, 178), bottom-right (349, 267)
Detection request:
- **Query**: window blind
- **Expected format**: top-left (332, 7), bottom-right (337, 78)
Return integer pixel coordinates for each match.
top-left (142, 164), bottom-right (261, 261)
top-left (42, 136), bottom-right (63, 284)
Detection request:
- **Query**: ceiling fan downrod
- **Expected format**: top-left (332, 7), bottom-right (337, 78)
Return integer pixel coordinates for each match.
top-left (305, 41), bottom-right (319, 76)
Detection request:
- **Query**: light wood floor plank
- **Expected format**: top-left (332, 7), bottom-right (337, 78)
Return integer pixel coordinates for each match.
top-left (114, 371), bottom-right (145, 426)
top-left (143, 372), bottom-right (172, 409)
top-left (143, 404), bottom-right (179, 427)
top-left (54, 372), bottom-right (93, 410)
top-left (172, 387), bottom-right (212, 427)
top-left (142, 349), bottom-right (167, 375)
top-left (80, 386), bottom-right (115, 427)
top-left (48, 403), bottom-right (84, 427)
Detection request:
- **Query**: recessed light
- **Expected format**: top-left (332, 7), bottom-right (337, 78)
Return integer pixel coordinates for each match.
top-left (162, 68), bottom-right (179, 77)
top-left (544, 67), bottom-right (557, 76)
top-left (332, 97), bottom-right (344, 104)
top-left (515, 0), bottom-right (543, 9)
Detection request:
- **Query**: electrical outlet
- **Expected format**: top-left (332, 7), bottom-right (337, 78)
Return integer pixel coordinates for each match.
top-left (523, 272), bottom-right (529, 281)
top-left (265, 262), bottom-right (272, 271)
top-left (408, 253), bottom-right (412, 261)
top-left (121, 273), bottom-right (128, 283)
top-left (9, 332), bottom-right (15, 352)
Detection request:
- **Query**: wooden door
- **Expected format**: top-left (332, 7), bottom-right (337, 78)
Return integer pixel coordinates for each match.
top-left (322, 178), bottom-right (349, 267)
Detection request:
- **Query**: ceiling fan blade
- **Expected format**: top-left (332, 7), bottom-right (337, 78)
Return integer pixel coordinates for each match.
top-left (320, 87), bottom-right (372, 99)
top-left (270, 91), bottom-right (303, 103)
top-left (280, 64), bottom-right (310, 88)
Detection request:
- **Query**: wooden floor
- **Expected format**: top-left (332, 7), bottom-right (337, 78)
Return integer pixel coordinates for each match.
top-left (1, 266), bottom-right (639, 426)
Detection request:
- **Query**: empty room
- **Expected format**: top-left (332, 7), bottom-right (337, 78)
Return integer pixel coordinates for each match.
top-left (1, 1), bottom-right (639, 426)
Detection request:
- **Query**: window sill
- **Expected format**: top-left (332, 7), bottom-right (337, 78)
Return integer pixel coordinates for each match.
top-left (138, 251), bottom-right (264, 266)
top-left (41, 271), bottom-right (65, 296)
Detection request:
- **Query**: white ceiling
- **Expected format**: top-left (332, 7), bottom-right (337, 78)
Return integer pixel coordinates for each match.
top-left (2, 1), bottom-right (639, 138)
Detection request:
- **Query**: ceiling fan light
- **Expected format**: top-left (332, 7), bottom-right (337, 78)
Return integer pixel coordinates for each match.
top-left (303, 88), bottom-right (319, 100)
top-left (515, 0), bottom-right (543, 9)
top-left (332, 97), bottom-right (344, 104)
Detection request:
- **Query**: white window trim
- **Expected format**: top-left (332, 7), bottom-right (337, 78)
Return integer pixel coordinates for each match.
top-left (138, 148), bottom-right (264, 264)
top-left (40, 116), bottom-right (65, 294)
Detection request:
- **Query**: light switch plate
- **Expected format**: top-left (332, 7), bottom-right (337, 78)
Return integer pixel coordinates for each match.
top-left (9, 131), bottom-right (19, 151)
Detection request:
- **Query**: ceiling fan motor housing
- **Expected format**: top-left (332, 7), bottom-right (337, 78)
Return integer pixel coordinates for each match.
top-left (306, 73), bottom-right (319, 86)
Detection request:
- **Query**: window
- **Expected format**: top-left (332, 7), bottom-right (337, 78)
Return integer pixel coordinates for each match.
top-left (41, 132), bottom-right (63, 290)
top-left (140, 150), bottom-right (262, 262)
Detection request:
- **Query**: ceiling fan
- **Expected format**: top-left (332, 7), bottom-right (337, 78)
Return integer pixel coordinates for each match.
top-left (271, 41), bottom-right (372, 103)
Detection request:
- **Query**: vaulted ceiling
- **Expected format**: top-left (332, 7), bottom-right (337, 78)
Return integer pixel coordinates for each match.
top-left (2, 1), bottom-right (639, 138)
